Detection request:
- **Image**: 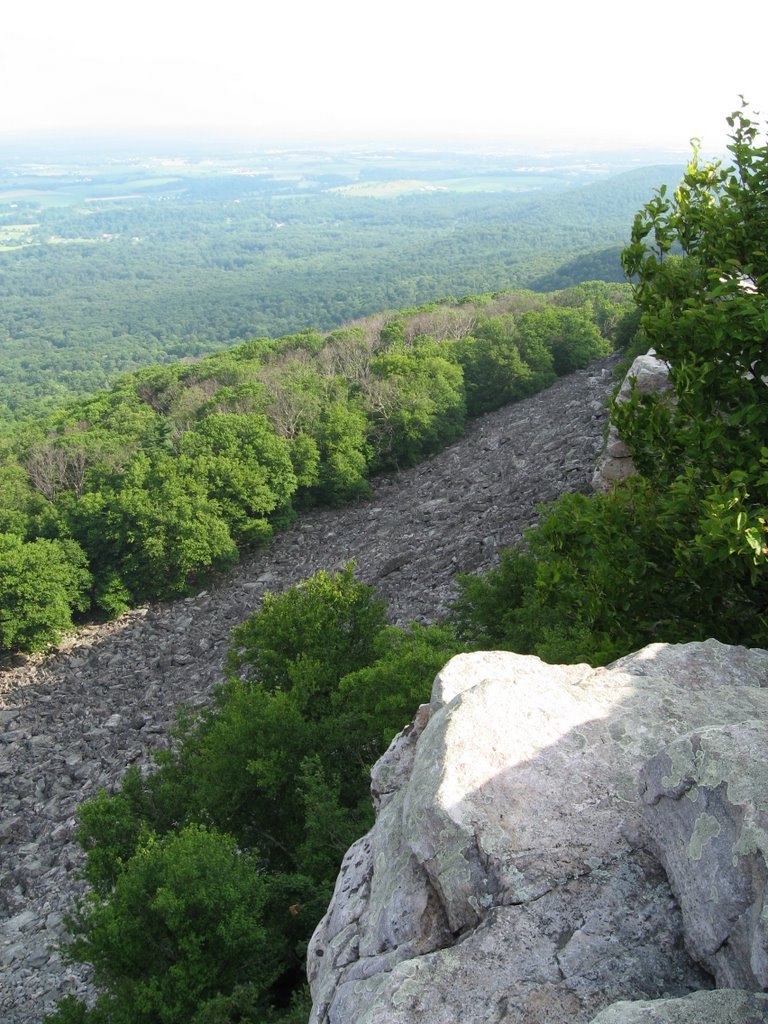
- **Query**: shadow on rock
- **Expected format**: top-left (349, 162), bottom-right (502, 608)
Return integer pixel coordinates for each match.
top-left (308, 640), bottom-right (768, 1024)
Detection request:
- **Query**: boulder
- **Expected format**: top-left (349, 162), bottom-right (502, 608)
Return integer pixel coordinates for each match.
top-left (588, 989), bottom-right (768, 1023)
top-left (592, 351), bottom-right (672, 492)
top-left (308, 640), bottom-right (768, 1024)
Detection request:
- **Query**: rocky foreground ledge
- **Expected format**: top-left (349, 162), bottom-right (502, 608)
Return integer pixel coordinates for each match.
top-left (0, 359), bottom-right (617, 1021)
top-left (308, 640), bottom-right (768, 1024)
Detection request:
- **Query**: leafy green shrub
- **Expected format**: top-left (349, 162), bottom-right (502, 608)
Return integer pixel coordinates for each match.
top-left (616, 104), bottom-right (768, 620)
top-left (179, 412), bottom-right (298, 543)
top-left (74, 770), bottom-right (150, 895)
top-left (450, 106), bottom-right (768, 664)
top-left (516, 307), bottom-right (611, 376)
top-left (225, 562), bottom-right (387, 712)
top-left (333, 623), bottom-right (465, 748)
top-left (44, 996), bottom-right (94, 1024)
top-left (60, 570), bottom-right (465, 1023)
top-left (189, 984), bottom-right (313, 1024)
top-left (367, 344), bottom-right (466, 468)
top-left (450, 469), bottom-right (768, 667)
top-left (63, 825), bottom-right (304, 1024)
top-left (449, 326), bottom-right (536, 415)
top-left (312, 399), bottom-right (372, 504)
top-left (0, 533), bottom-right (90, 653)
top-left (67, 453), bottom-right (239, 608)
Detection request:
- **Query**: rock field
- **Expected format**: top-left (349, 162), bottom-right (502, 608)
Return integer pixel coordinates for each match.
top-left (0, 357), bottom-right (618, 1021)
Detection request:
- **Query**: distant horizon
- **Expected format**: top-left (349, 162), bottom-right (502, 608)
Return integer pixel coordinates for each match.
top-left (4, 0), bottom-right (764, 165)
top-left (0, 130), bottom-right (698, 163)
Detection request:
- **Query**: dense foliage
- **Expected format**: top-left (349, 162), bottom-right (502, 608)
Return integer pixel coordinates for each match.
top-left (451, 105), bottom-right (768, 662)
top-left (48, 567), bottom-right (463, 1023)
top-left (0, 284), bottom-right (624, 656)
top-left (0, 161), bottom-right (680, 425)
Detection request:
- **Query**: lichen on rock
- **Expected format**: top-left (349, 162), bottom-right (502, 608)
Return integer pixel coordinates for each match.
top-left (309, 640), bottom-right (768, 1024)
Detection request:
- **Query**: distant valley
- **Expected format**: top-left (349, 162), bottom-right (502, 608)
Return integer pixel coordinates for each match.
top-left (0, 145), bottom-right (682, 423)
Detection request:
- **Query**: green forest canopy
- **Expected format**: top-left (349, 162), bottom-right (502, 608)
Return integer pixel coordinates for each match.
top-left (0, 282), bottom-right (629, 654)
top-left (0, 147), bottom-right (682, 424)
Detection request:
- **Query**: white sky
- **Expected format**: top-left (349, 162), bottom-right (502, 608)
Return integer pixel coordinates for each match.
top-left (2, 0), bottom-right (766, 153)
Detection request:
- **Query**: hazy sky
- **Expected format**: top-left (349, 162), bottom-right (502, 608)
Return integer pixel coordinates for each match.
top-left (3, 0), bottom-right (766, 153)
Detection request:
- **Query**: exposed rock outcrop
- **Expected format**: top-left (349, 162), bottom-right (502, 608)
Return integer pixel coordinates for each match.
top-left (592, 351), bottom-right (671, 492)
top-left (308, 640), bottom-right (768, 1024)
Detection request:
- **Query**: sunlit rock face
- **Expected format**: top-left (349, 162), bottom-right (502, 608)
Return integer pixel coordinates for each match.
top-left (308, 640), bottom-right (768, 1024)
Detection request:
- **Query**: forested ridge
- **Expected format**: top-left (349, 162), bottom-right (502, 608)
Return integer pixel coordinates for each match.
top-left (0, 281), bottom-right (628, 655)
top-left (0, 161), bottom-right (681, 423)
top-left (3, 108), bottom-right (768, 1024)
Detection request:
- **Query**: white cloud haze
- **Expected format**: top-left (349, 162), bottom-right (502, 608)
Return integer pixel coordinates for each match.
top-left (3, 0), bottom-right (766, 152)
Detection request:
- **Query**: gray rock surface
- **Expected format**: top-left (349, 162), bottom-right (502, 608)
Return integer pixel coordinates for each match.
top-left (308, 641), bottom-right (768, 1024)
top-left (588, 989), bottom-right (768, 1023)
top-left (0, 359), bottom-right (617, 1022)
top-left (592, 351), bottom-right (671, 491)
top-left (640, 721), bottom-right (768, 989)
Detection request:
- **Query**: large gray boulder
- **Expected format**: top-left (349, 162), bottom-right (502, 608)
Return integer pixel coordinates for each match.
top-left (308, 641), bottom-right (768, 1024)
